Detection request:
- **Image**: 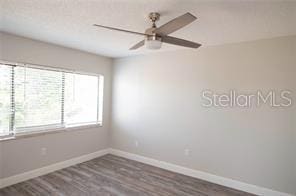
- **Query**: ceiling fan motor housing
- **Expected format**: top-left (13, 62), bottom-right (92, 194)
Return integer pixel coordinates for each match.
top-left (145, 32), bottom-right (162, 50)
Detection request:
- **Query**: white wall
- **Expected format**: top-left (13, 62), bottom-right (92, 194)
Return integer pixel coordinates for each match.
top-left (294, 107), bottom-right (296, 195)
top-left (0, 143), bottom-right (2, 179)
top-left (112, 36), bottom-right (296, 194)
top-left (294, 40), bottom-right (296, 195)
top-left (0, 32), bottom-right (113, 178)
top-left (291, 38), bottom-right (296, 196)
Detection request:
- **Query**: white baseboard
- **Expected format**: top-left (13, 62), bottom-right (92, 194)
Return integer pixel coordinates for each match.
top-left (0, 148), bottom-right (110, 189)
top-left (109, 149), bottom-right (294, 196)
top-left (1, 148), bottom-right (294, 196)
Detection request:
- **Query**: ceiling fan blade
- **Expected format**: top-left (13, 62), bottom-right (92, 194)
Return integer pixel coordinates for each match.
top-left (93, 24), bottom-right (149, 36)
top-left (130, 40), bottom-right (145, 50)
top-left (162, 36), bottom-right (201, 48)
top-left (154, 12), bottom-right (196, 35)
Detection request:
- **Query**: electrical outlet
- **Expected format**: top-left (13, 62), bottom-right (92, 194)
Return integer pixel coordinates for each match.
top-left (41, 147), bottom-right (47, 156)
top-left (184, 149), bottom-right (190, 156)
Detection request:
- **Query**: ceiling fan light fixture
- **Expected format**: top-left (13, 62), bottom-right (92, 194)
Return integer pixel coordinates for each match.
top-left (146, 39), bottom-right (162, 50)
top-left (145, 36), bottom-right (162, 50)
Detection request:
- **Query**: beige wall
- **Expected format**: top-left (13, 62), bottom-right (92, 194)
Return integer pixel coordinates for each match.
top-left (0, 32), bottom-right (113, 178)
top-left (0, 31), bottom-right (295, 195)
top-left (112, 36), bottom-right (296, 194)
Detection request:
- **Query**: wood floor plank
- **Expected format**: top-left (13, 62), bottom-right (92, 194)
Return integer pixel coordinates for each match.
top-left (0, 154), bottom-right (257, 196)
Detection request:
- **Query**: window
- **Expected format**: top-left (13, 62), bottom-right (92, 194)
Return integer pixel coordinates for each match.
top-left (0, 62), bottom-right (104, 137)
top-left (0, 65), bottom-right (12, 136)
top-left (64, 73), bottom-right (99, 125)
top-left (14, 67), bottom-right (63, 130)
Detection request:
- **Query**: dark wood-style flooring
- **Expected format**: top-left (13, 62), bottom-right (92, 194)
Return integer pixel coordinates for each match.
top-left (0, 154), bottom-right (256, 196)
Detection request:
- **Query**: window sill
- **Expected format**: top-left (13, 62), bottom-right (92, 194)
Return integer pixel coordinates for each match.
top-left (0, 123), bottom-right (102, 142)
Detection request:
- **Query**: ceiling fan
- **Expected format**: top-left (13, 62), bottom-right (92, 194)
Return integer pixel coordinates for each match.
top-left (93, 12), bottom-right (201, 50)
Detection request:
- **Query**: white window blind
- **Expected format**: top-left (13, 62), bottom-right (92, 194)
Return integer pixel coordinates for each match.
top-left (0, 64), bottom-right (12, 136)
top-left (14, 66), bottom-right (64, 131)
top-left (0, 62), bottom-right (103, 137)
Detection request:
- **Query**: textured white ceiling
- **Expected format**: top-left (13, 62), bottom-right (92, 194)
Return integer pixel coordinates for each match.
top-left (1, 0), bottom-right (296, 58)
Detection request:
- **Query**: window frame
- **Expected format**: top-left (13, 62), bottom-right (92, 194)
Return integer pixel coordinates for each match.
top-left (0, 60), bottom-right (104, 139)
